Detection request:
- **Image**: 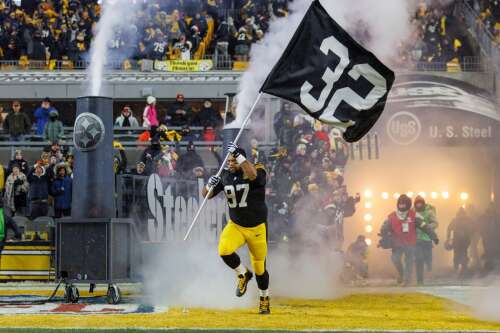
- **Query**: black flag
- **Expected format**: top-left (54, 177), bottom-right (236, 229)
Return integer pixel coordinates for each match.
top-left (260, 0), bottom-right (395, 143)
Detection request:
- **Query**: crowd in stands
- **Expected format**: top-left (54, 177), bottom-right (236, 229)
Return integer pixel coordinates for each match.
top-left (397, 0), bottom-right (475, 69)
top-left (0, 0), bottom-right (479, 69)
top-left (1, 142), bottom-right (72, 223)
top-left (467, 0), bottom-right (500, 43)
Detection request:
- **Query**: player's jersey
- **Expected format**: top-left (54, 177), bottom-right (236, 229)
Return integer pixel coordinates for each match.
top-left (212, 164), bottom-right (267, 228)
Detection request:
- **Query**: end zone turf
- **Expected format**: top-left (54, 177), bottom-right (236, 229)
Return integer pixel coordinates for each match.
top-left (0, 293), bottom-right (498, 332)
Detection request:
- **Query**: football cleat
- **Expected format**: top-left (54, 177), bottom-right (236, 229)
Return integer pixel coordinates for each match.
top-left (259, 296), bottom-right (270, 314)
top-left (236, 269), bottom-right (253, 297)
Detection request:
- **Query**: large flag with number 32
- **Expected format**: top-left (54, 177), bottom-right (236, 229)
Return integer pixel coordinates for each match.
top-left (260, 0), bottom-right (395, 143)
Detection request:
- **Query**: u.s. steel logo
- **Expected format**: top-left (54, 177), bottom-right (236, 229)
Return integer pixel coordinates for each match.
top-left (386, 111), bottom-right (421, 145)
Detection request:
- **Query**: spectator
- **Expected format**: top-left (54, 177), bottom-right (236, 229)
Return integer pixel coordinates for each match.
top-left (34, 97), bottom-right (57, 136)
top-left (3, 101), bottom-right (31, 141)
top-left (4, 165), bottom-right (29, 216)
top-left (192, 99), bottom-right (223, 129)
top-left (131, 161), bottom-right (148, 176)
top-left (113, 141), bottom-right (128, 175)
top-left (141, 137), bottom-right (163, 175)
top-left (156, 147), bottom-right (177, 177)
top-left (115, 105), bottom-right (139, 127)
top-left (380, 195), bottom-right (416, 286)
top-left (345, 235), bottom-right (369, 279)
top-left (176, 141), bottom-right (204, 178)
top-left (143, 96), bottom-right (159, 135)
top-left (479, 202), bottom-right (500, 274)
top-left (446, 207), bottom-right (472, 277)
top-left (250, 138), bottom-right (266, 164)
top-left (51, 163), bottom-right (72, 218)
top-left (172, 34), bottom-right (192, 60)
top-left (0, 199), bottom-right (22, 241)
top-left (191, 166), bottom-right (206, 181)
top-left (3, 39), bottom-right (20, 61)
top-left (27, 162), bottom-right (50, 219)
top-left (8, 150), bottom-right (28, 175)
top-left (166, 93), bottom-right (191, 127)
top-left (323, 190), bottom-right (360, 251)
top-left (414, 195), bottom-right (438, 285)
top-left (43, 110), bottom-right (64, 144)
top-left (0, 105), bottom-right (8, 129)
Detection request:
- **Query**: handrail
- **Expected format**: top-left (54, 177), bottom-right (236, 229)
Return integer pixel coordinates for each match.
top-left (0, 55), bottom-right (489, 73)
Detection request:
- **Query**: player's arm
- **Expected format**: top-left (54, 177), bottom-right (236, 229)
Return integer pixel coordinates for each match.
top-left (227, 142), bottom-right (257, 180)
top-left (202, 175), bottom-right (222, 199)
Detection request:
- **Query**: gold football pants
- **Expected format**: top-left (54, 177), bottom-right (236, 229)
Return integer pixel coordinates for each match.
top-left (218, 221), bottom-right (267, 275)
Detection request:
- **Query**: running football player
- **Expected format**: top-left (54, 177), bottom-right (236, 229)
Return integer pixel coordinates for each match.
top-left (202, 142), bottom-right (270, 314)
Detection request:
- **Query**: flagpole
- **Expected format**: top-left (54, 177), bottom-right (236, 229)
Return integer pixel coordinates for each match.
top-left (183, 92), bottom-right (264, 241)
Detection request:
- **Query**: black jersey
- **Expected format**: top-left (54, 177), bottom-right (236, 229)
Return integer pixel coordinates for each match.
top-left (212, 164), bottom-right (267, 228)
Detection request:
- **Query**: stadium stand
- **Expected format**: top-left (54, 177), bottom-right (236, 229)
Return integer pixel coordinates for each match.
top-left (0, 0), bottom-right (482, 71)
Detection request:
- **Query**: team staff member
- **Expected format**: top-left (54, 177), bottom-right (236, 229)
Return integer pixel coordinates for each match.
top-left (203, 142), bottom-right (270, 314)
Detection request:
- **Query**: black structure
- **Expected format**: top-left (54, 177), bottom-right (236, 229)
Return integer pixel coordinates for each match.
top-left (56, 96), bottom-right (139, 304)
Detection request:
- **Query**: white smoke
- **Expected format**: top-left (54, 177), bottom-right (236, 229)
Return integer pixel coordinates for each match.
top-left (234, 0), bottom-right (415, 125)
top-left (142, 239), bottom-right (345, 308)
top-left (86, 0), bottom-right (139, 96)
top-left (142, 192), bottom-right (346, 308)
top-left (472, 281), bottom-right (500, 322)
top-left (141, 241), bottom-right (254, 308)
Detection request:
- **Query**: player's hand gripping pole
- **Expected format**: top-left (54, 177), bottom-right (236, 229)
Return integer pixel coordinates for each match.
top-left (183, 92), bottom-right (264, 241)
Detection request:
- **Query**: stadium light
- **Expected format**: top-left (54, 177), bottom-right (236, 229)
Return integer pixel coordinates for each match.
top-left (418, 192), bottom-right (426, 198)
top-left (442, 191), bottom-right (450, 199)
top-left (407, 191), bottom-right (414, 198)
top-left (431, 192), bottom-right (438, 199)
top-left (393, 192), bottom-right (400, 199)
top-left (364, 202), bottom-right (373, 209)
top-left (460, 192), bottom-right (469, 201)
top-left (365, 225), bottom-right (373, 233)
top-left (365, 238), bottom-right (372, 246)
top-left (363, 213), bottom-right (373, 222)
top-left (364, 189), bottom-right (373, 198)
top-left (381, 192), bottom-right (389, 200)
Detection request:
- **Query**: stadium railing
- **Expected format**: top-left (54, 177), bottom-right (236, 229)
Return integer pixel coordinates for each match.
top-left (0, 55), bottom-right (488, 72)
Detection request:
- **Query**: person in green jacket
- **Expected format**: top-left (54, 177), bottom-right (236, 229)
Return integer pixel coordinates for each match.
top-left (414, 195), bottom-right (438, 285)
top-left (43, 110), bottom-right (64, 144)
top-left (0, 200), bottom-right (22, 242)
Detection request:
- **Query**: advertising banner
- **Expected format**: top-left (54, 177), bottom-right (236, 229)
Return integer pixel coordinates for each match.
top-left (374, 74), bottom-right (500, 146)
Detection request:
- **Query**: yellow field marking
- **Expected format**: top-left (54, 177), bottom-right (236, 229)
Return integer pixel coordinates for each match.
top-left (0, 293), bottom-right (498, 330)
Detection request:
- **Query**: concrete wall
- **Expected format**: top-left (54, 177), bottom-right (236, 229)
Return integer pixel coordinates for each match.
top-left (0, 70), bottom-right (496, 100)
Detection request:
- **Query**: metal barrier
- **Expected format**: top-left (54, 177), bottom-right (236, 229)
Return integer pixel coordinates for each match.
top-left (0, 55), bottom-right (490, 73)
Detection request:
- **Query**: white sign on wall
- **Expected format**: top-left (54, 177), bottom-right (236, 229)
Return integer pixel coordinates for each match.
top-left (146, 174), bottom-right (226, 242)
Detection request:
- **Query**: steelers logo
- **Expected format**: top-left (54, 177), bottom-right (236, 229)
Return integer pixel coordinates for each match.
top-left (73, 112), bottom-right (105, 151)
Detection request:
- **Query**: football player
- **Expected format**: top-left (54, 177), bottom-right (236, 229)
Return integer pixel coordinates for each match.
top-left (202, 142), bottom-right (270, 314)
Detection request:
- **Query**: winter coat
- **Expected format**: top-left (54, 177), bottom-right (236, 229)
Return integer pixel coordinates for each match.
top-left (176, 150), bottom-right (204, 176)
top-left (166, 101), bottom-right (191, 126)
top-left (51, 176), bottom-right (72, 210)
top-left (192, 106), bottom-right (222, 128)
top-left (27, 167), bottom-right (49, 201)
top-left (4, 112), bottom-right (31, 136)
top-left (43, 119), bottom-right (64, 143)
top-left (4, 172), bottom-right (29, 212)
top-left (115, 115), bottom-right (139, 127)
top-left (143, 105), bottom-right (159, 127)
top-left (416, 204), bottom-right (438, 242)
top-left (34, 106), bottom-right (56, 135)
top-left (8, 159), bottom-right (29, 176)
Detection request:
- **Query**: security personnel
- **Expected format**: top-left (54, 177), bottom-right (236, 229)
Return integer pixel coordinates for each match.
top-left (203, 142), bottom-right (270, 314)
